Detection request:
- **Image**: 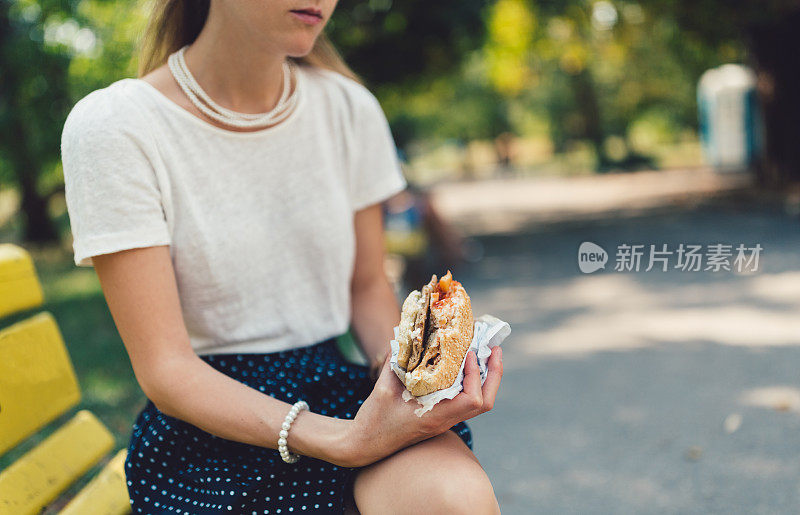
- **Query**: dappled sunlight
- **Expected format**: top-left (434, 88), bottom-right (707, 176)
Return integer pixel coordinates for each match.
top-left (466, 201), bottom-right (800, 513)
top-left (498, 270), bottom-right (800, 357)
top-left (748, 271), bottom-right (800, 304)
top-left (432, 168), bottom-right (752, 236)
top-left (516, 311), bottom-right (651, 356)
top-left (477, 273), bottom-right (659, 326)
top-left (739, 386), bottom-right (800, 413)
top-left (634, 307), bottom-right (800, 346)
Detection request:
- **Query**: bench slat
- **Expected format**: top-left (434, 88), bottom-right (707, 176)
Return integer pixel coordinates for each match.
top-left (0, 312), bottom-right (81, 456)
top-left (60, 448), bottom-right (131, 515)
top-left (0, 244), bottom-right (43, 319)
top-left (0, 410), bottom-right (115, 515)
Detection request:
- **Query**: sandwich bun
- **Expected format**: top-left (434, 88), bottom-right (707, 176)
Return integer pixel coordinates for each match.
top-left (395, 270), bottom-right (474, 396)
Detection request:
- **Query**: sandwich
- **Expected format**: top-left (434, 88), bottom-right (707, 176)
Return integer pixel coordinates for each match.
top-left (395, 270), bottom-right (474, 396)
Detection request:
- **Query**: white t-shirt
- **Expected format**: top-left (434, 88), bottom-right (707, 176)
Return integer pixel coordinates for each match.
top-left (60, 64), bottom-right (407, 355)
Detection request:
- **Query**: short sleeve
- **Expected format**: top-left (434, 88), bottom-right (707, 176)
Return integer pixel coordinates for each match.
top-left (60, 90), bottom-right (171, 267)
top-left (349, 91), bottom-right (408, 211)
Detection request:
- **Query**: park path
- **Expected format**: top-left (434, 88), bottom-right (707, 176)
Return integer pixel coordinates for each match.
top-left (433, 169), bottom-right (800, 514)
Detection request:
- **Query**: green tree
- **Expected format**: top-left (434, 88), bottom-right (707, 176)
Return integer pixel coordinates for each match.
top-left (0, 0), bottom-right (74, 242)
top-left (3, 0), bottom-right (488, 244)
top-left (328, 0), bottom-right (487, 88)
top-left (642, 0), bottom-right (800, 185)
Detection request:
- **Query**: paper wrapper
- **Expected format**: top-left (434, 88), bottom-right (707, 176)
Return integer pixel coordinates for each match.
top-left (390, 314), bottom-right (511, 416)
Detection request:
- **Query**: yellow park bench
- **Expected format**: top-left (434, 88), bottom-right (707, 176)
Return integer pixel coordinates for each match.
top-left (0, 243), bottom-right (131, 514)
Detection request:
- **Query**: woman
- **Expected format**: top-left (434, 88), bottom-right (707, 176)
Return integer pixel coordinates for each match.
top-left (60, 0), bottom-right (503, 513)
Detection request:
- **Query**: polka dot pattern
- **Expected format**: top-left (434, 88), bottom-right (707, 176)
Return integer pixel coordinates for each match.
top-left (124, 336), bottom-right (472, 513)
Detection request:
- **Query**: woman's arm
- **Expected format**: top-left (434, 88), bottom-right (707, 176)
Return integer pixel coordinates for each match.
top-left (349, 203), bottom-right (401, 376)
top-left (91, 245), bottom-right (356, 466)
top-left (91, 226), bottom-right (502, 470)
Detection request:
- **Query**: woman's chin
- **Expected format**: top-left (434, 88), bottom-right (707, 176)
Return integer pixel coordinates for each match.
top-left (284, 38), bottom-right (319, 59)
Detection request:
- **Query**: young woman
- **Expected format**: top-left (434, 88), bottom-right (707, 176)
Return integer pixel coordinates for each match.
top-left (60, 0), bottom-right (503, 513)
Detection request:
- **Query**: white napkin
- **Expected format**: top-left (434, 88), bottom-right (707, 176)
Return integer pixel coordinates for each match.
top-left (390, 314), bottom-right (511, 416)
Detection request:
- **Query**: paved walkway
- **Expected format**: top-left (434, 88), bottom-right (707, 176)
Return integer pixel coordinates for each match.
top-left (430, 167), bottom-right (753, 236)
top-left (435, 171), bottom-right (800, 514)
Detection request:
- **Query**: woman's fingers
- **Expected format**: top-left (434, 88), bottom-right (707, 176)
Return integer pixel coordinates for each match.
top-left (376, 349), bottom-right (410, 397)
top-left (459, 350), bottom-right (484, 412)
top-left (480, 346), bottom-right (503, 412)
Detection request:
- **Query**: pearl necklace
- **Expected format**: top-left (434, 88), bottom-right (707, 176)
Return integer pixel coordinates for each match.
top-left (167, 45), bottom-right (300, 129)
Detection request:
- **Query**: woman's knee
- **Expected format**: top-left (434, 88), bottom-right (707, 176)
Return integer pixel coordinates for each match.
top-left (353, 431), bottom-right (500, 514)
top-left (420, 464), bottom-right (500, 515)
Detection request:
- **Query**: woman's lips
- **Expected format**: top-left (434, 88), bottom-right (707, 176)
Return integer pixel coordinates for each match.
top-left (290, 8), bottom-right (323, 25)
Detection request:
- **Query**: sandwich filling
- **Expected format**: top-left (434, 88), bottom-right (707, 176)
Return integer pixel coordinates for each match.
top-left (404, 271), bottom-right (459, 375)
top-left (405, 275), bottom-right (436, 371)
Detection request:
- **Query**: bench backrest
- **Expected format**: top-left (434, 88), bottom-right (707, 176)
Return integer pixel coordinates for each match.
top-left (0, 244), bottom-right (130, 515)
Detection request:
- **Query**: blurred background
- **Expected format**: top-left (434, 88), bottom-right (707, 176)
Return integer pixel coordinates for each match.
top-left (2, 0), bottom-right (800, 513)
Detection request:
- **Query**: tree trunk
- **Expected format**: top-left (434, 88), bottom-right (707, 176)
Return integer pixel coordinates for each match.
top-left (0, 1), bottom-right (59, 243)
top-left (569, 68), bottom-right (611, 171)
top-left (15, 153), bottom-right (58, 243)
top-left (748, 8), bottom-right (800, 186)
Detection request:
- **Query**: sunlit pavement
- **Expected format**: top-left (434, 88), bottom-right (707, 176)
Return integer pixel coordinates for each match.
top-left (442, 174), bottom-right (800, 514)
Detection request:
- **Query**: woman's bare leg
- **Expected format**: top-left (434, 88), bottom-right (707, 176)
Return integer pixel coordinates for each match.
top-left (351, 430), bottom-right (501, 514)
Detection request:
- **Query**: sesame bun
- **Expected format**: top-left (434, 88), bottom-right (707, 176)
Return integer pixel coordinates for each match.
top-left (396, 271), bottom-right (474, 396)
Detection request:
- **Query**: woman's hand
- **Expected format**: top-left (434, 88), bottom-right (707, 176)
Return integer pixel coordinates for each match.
top-left (341, 345), bottom-right (503, 467)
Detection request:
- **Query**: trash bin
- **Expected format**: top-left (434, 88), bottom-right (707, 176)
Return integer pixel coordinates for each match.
top-left (697, 63), bottom-right (763, 171)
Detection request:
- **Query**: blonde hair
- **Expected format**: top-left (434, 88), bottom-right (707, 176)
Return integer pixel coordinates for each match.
top-left (136, 0), bottom-right (360, 83)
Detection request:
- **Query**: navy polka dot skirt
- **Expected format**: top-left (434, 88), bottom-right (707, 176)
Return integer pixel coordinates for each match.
top-left (124, 336), bottom-right (473, 514)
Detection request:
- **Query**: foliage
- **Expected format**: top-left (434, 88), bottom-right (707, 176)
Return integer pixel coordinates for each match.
top-left (328, 0), bottom-right (487, 88)
top-left (484, 0), bottom-right (536, 96)
top-left (378, 0), bottom-right (748, 170)
top-left (0, 0), bottom-right (74, 185)
top-left (0, 0), bottom-right (780, 206)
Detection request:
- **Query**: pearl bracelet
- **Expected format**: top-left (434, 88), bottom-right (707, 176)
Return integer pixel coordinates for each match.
top-left (277, 400), bottom-right (309, 464)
